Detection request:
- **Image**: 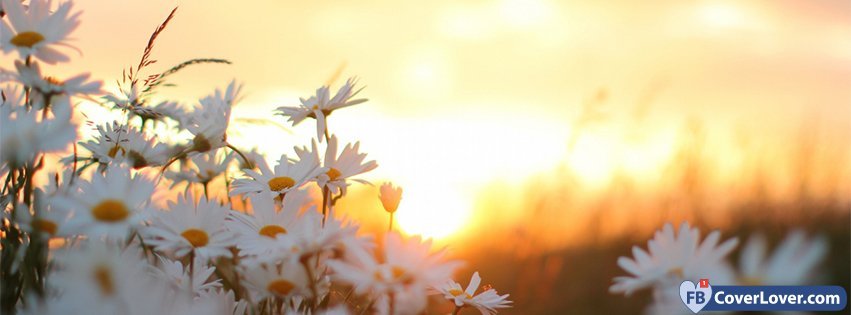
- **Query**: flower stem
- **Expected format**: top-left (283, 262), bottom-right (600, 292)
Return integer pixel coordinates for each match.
top-left (388, 212), bottom-right (394, 232)
top-left (226, 143), bottom-right (251, 167)
top-left (301, 257), bottom-right (320, 309)
top-left (452, 305), bottom-right (463, 315)
top-left (321, 186), bottom-right (330, 227)
top-left (188, 250), bottom-right (195, 294)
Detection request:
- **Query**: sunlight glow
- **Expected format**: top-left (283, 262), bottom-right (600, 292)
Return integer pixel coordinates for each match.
top-left (567, 136), bottom-right (617, 185)
top-left (699, 2), bottom-right (745, 29)
top-left (395, 182), bottom-right (472, 240)
top-left (327, 110), bottom-right (570, 239)
top-left (499, 0), bottom-right (552, 28)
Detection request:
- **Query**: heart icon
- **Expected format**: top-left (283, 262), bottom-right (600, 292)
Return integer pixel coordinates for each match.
top-left (679, 280), bottom-right (712, 313)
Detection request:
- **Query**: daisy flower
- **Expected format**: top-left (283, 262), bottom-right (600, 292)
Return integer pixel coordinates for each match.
top-left (240, 261), bottom-right (311, 301)
top-left (0, 0), bottom-right (81, 63)
top-left (150, 255), bottom-right (222, 295)
top-left (609, 222), bottom-right (738, 296)
top-left (317, 136), bottom-right (378, 196)
top-left (327, 232), bottom-right (461, 314)
top-left (185, 80), bottom-right (242, 153)
top-left (226, 189), bottom-right (310, 258)
top-left (77, 121), bottom-right (169, 168)
top-left (1, 88), bottom-right (76, 167)
top-left (165, 150), bottom-right (234, 187)
top-left (437, 272), bottom-right (512, 315)
top-left (194, 289), bottom-right (249, 315)
top-left (737, 231), bottom-right (827, 285)
top-left (16, 188), bottom-right (71, 238)
top-left (230, 152), bottom-right (323, 199)
top-left (643, 286), bottom-right (692, 315)
top-left (14, 61), bottom-right (102, 109)
top-left (144, 190), bottom-right (234, 260)
top-left (276, 77), bottom-right (366, 141)
top-left (56, 163), bottom-right (156, 240)
top-left (48, 242), bottom-right (169, 315)
top-left (103, 84), bottom-right (170, 123)
top-left (288, 209), bottom-right (361, 261)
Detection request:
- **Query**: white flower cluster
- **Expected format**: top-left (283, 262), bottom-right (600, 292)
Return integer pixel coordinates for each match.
top-left (0, 1), bottom-right (511, 315)
top-left (610, 223), bottom-right (828, 315)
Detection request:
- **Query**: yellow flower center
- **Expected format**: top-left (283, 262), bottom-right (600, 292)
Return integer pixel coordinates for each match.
top-left (449, 288), bottom-right (473, 299)
top-left (258, 225), bottom-right (287, 238)
top-left (267, 176), bottom-right (295, 191)
top-left (93, 265), bottom-right (115, 296)
top-left (668, 267), bottom-right (684, 278)
top-left (107, 145), bottom-right (125, 158)
top-left (44, 76), bottom-right (63, 86)
top-left (374, 265), bottom-right (414, 284)
top-left (267, 279), bottom-right (296, 296)
top-left (181, 228), bottom-right (209, 247)
top-left (326, 168), bottom-right (342, 181)
top-left (10, 31), bottom-right (45, 48)
top-left (91, 199), bottom-right (130, 223)
top-left (32, 219), bottom-right (58, 235)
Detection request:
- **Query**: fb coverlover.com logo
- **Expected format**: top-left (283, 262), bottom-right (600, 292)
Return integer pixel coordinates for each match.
top-left (680, 278), bottom-right (847, 313)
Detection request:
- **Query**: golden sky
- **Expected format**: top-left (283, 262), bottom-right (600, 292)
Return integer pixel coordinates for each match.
top-left (8, 0), bottom-right (851, 239)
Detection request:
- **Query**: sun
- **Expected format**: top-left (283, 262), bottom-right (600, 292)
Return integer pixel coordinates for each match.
top-left (395, 182), bottom-right (472, 240)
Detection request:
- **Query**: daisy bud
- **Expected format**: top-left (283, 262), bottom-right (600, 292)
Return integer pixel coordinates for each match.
top-left (379, 182), bottom-right (403, 213)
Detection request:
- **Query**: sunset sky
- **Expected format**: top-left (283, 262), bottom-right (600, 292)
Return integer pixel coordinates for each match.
top-left (9, 0), bottom-right (850, 240)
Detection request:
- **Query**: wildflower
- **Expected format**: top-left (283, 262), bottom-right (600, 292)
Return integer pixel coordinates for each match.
top-left (240, 261), bottom-right (311, 301)
top-left (186, 80), bottom-right (242, 153)
top-left (316, 136), bottom-right (377, 196)
top-left (379, 182), bottom-right (403, 213)
top-left (230, 152), bottom-right (323, 199)
top-left (437, 272), bottom-right (512, 315)
top-left (16, 188), bottom-right (71, 238)
top-left (150, 256), bottom-right (222, 295)
top-left (610, 222), bottom-right (738, 295)
top-left (56, 163), bottom-right (156, 240)
top-left (643, 286), bottom-right (691, 315)
top-left (0, 0), bottom-right (81, 63)
top-left (77, 121), bottom-right (169, 168)
top-left (144, 190), bottom-right (234, 260)
top-left (14, 61), bottom-right (102, 109)
top-left (288, 209), bottom-right (360, 261)
top-left (103, 84), bottom-right (167, 122)
top-left (737, 231), bottom-right (827, 285)
top-left (194, 289), bottom-right (249, 315)
top-left (276, 77), bottom-right (366, 141)
top-left (165, 150), bottom-right (234, 187)
top-left (327, 232), bottom-right (461, 314)
top-left (226, 189), bottom-right (311, 258)
top-left (48, 242), bottom-right (169, 315)
top-left (0, 86), bottom-right (77, 167)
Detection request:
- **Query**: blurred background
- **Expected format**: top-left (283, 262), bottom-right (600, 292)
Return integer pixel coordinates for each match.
top-left (11, 0), bottom-right (851, 313)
